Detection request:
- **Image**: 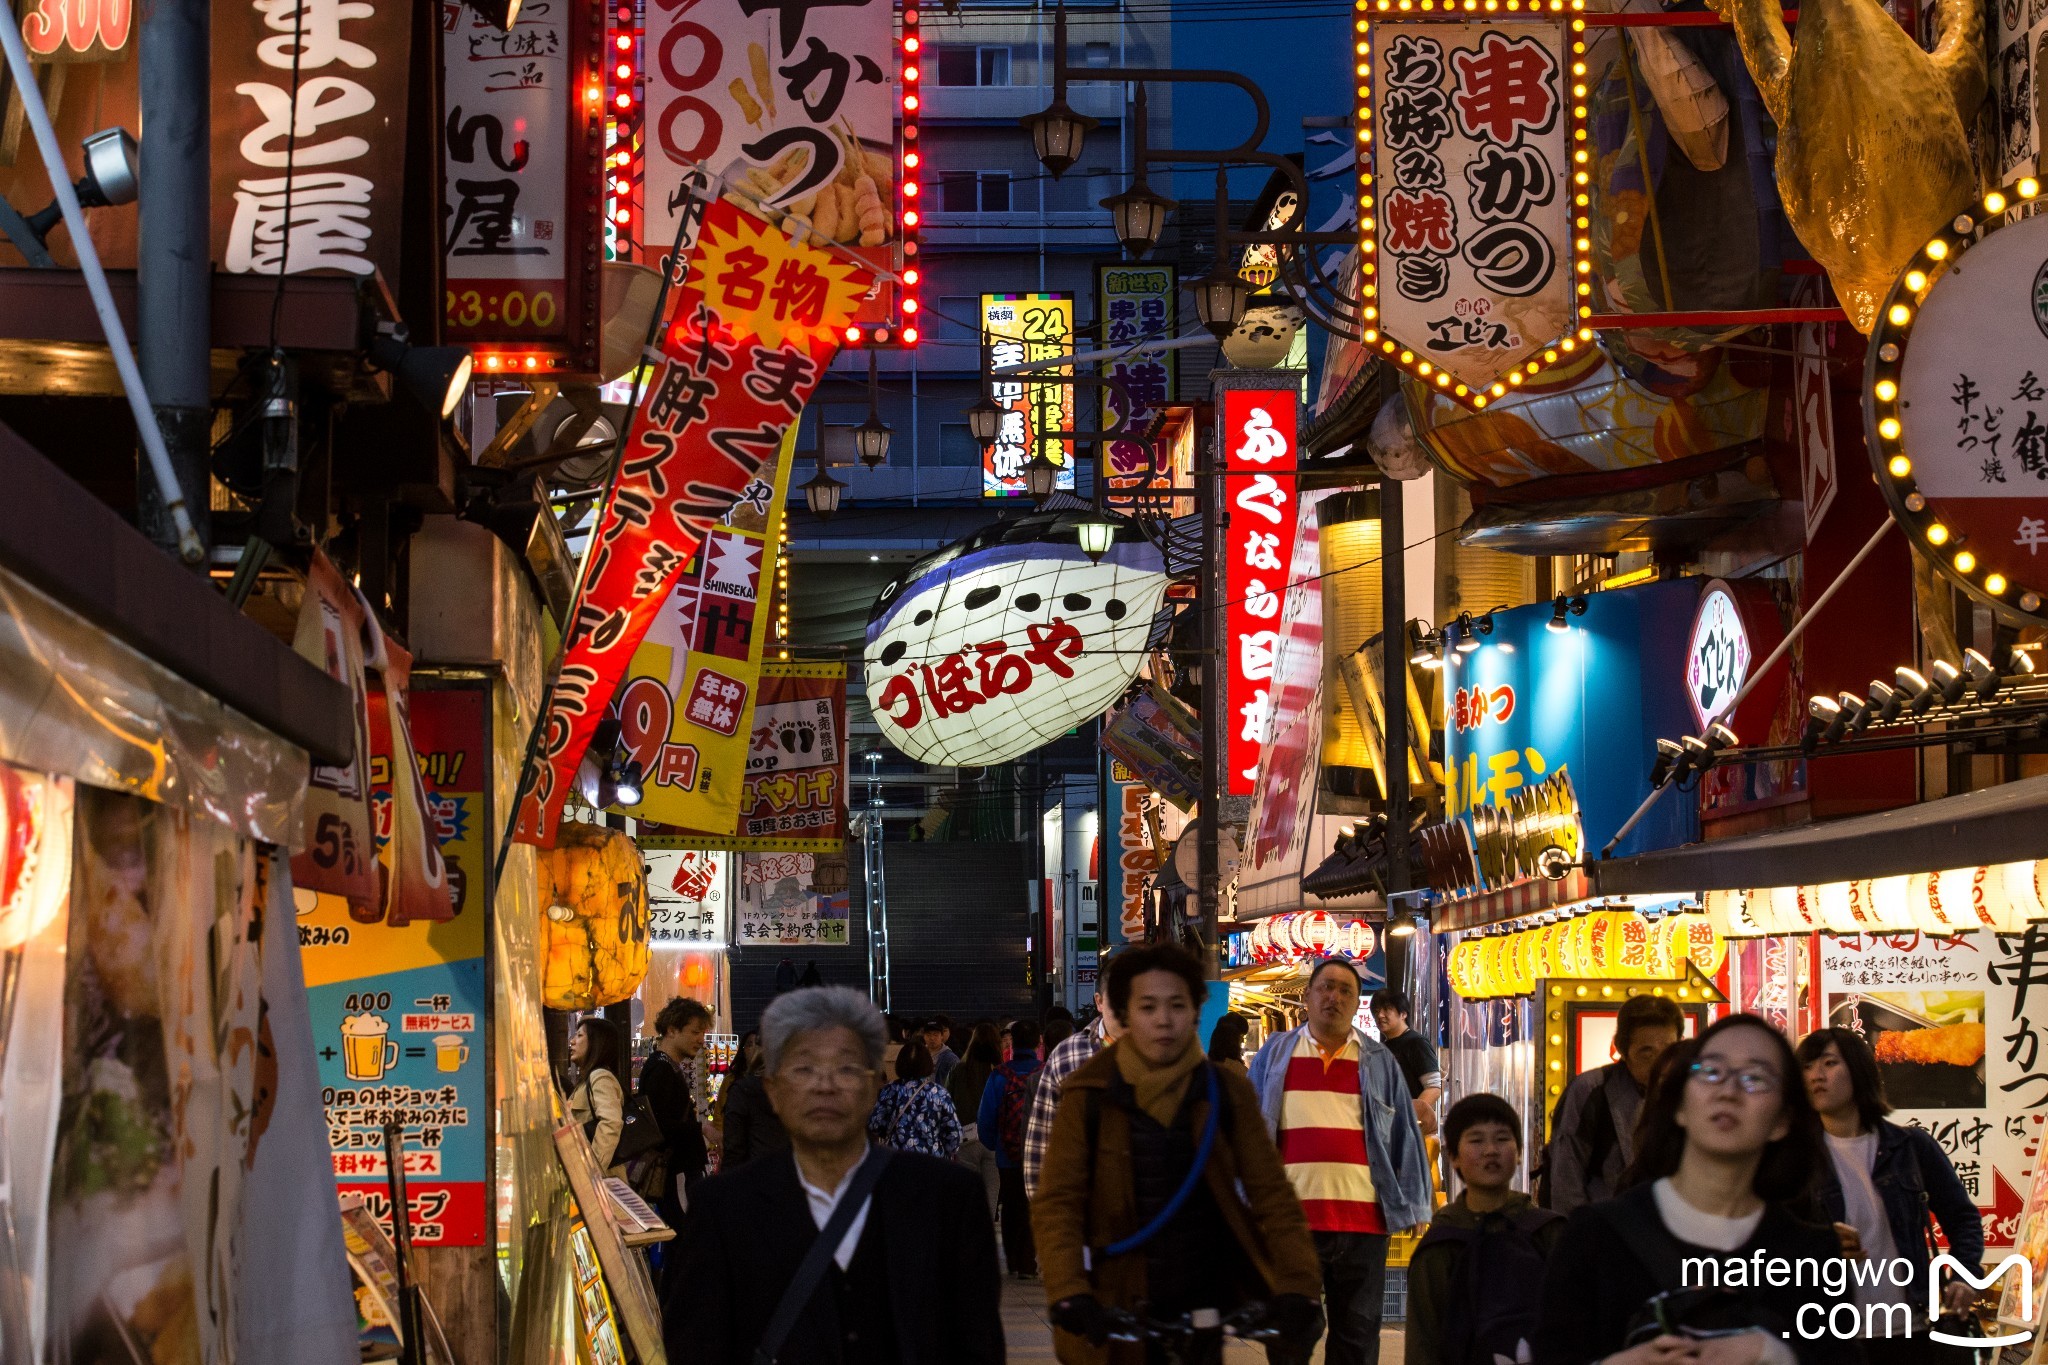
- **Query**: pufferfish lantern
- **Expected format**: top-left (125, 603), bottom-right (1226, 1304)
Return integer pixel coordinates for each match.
top-left (865, 511), bottom-right (1171, 768)
top-left (539, 822), bottom-right (650, 1011)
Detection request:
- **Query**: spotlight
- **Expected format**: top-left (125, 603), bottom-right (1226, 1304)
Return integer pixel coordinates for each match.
top-left (1649, 737), bottom-right (1685, 787)
top-left (1895, 666), bottom-right (1938, 715)
top-left (1867, 679), bottom-right (1903, 724)
top-left (1931, 659), bottom-right (1967, 705)
top-left (1547, 594), bottom-right (1588, 633)
top-left (2009, 645), bottom-right (2039, 677)
top-left (1836, 691), bottom-right (1872, 733)
top-left (1408, 620), bottom-right (1443, 669)
top-left (0, 126), bottom-right (138, 269)
top-left (1453, 611), bottom-right (1490, 653)
top-left (613, 759), bottom-right (645, 807)
top-left (1387, 915), bottom-right (1419, 938)
top-left (1804, 694), bottom-right (1847, 748)
top-left (368, 324), bottom-right (474, 419)
top-left (1705, 722), bottom-right (1739, 752)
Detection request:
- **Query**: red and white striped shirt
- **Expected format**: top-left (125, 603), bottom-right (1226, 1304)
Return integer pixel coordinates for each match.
top-left (1277, 1032), bottom-right (1385, 1235)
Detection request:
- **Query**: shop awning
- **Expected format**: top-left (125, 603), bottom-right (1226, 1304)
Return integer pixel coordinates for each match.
top-left (1588, 776), bottom-right (2048, 897)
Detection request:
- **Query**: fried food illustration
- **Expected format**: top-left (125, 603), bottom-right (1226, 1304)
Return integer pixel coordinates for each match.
top-left (724, 119), bottom-right (895, 249)
top-left (728, 78), bottom-right (763, 126)
top-left (1874, 1022), bottom-right (1986, 1067)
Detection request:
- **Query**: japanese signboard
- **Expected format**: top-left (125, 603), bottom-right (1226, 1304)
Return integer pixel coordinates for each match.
top-left (1360, 15), bottom-right (1581, 401)
top-left (736, 851), bottom-right (850, 944)
top-left (1221, 385), bottom-right (1300, 795)
top-left (211, 0), bottom-right (415, 285)
top-left (515, 197), bottom-right (867, 847)
top-left (1245, 488), bottom-right (1333, 872)
top-left (864, 517), bottom-right (1171, 768)
top-left (1684, 581), bottom-right (1752, 733)
top-left (640, 0), bottom-right (904, 329)
top-left (440, 0), bottom-right (604, 368)
top-left (302, 685), bottom-right (490, 1247)
top-left (1819, 930), bottom-right (2047, 1252)
top-left (1098, 265), bottom-right (1176, 508)
top-left (1105, 763), bottom-right (1157, 946)
top-left (606, 428), bottom-right (798, 835)
top-left (982, 293), bottom-right (1076, 496)
top-left (736, 663), bottom-right (846, 851)
top-left (20, 0), bottom-right (129, 57)
top-left (1874, 199), bottom-right (2048, 625)
top-left (1435, 581), bottom-right (1700, 891)
top-left (644, 851), bottom-right (730, 947)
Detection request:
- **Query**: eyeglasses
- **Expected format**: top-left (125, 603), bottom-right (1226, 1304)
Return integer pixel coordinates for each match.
top-left (780, 1063), bottom-right (874, 1090)
top-left (1688, 1060), bottom-right (1781, 1095)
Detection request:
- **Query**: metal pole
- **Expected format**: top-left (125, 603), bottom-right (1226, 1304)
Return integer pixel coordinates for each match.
top-left (1197, 417), bottom-right (1223, 974)
top-left (1380, 478), bottom-right (1411, 898)
top-left (136, 0), bottom-right (212, 562)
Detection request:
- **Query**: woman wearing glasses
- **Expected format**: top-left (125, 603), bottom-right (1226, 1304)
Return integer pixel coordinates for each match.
top-left (1533, 1013), bottom-right (1860, 1365)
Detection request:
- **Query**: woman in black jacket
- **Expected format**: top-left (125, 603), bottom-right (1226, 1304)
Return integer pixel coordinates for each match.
top-left (1534, 1013), bottom-right (1861, 1365)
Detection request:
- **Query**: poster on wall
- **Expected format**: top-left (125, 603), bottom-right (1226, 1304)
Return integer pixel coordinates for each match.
top-left (1362, 19), bottom-right (1576, 400)
top-left (610, 429), bottom-right (799, 836)
top-left (736, 852), bottom-right (849, 945)
top-left (1098, 265), bottom-right (1176, 507)
top-left (644, 849), bottom-right (729, 945)
top-left (982, 293), bottom-right (1076, 496)
top-left (1819, 931), bottom-right (2045, 1251)
top-left (441, 0), bottom-right (604, 368)
top-left (301, 687), bottom-right (490, 1246)
top-left (1106, 762), bottom-right (1157, 946)
top-left (1220, 385), bottom-right (1299, 795)
top-left (210, 0), bottom-right (414, 282)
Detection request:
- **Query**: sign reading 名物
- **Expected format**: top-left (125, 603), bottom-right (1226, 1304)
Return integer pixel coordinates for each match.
top-left (210, 0), bottom-right (415, 284)
top-left (302, 686), bottom-right (489, 1246)
top-left (1220, 386), bottom-right (1299, 795)
top-left (1684, 580), bottom-right (1752, 732)
top-left (514, 198), bottom-right (867, 847)
top-left (864, 518), bottom-right (1171, 768)
top-left (1363, 17), bottom-right (1576, 400)
top-left (1875, 198), bottom-right (2048, 625)
top-left (640, 0), bottom-right (896, 283)
top-left (1098, 265), bottom-right (1176, 507)
top-left (440, 0), bottom-right (603, 366)
top-left (983, 293), bottom-right (1076, 496)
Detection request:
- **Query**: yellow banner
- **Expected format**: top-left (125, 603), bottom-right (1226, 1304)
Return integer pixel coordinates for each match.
top-left (611, 426), bottom-right (798, 833)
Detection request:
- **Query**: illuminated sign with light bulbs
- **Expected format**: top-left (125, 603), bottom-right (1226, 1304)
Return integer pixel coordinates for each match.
top-left (1868, 176), bottom-right (2048, 627)
top-left (1350, 0), bottom-right (1590, 408)
top-left (635, 0), bottom-right (919, 347)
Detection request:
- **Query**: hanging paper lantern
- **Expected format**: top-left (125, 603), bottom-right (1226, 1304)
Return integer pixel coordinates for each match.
top-left (1505, 932), bottom-right (1534, 996)
top-left (1997, 861), bottom-right (2044, 928)
top-left (864, 513), bottom-right (1171, 767)
top-left (1448, 939), bottom-right (1475, 997)
top-left (539, 823), bottom-right (651, 1010)
top-left (1675, 914), bottom-right (1727, 976)
top-left (1910, 870), bottom-right (1980, 935)
top-left (1861, 875), bottom-right (1915, 932)
top-left (1970, 864), bottom-right (2032, 933)
top-left (1704, 888), bottom-right (1767, 939)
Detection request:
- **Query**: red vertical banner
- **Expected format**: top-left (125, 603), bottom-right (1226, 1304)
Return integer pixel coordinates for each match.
top-left (1221, 388), bottom-right (1299, 795)
top-left (514, 198), bottom-right (871, 846)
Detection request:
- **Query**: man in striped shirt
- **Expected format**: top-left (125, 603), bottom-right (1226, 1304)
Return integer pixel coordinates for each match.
top-left (1248, 958), bottom-right (1431, 1365)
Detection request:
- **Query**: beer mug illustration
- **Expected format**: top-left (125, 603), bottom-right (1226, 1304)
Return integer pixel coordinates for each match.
top-left (342, 1013), bottom-right (397, 1081)
top-left (434, 1034), bottom-right (470, 1073)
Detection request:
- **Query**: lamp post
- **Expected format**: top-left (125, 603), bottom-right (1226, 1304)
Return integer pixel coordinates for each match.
top-left (801, 461), bottom-right (845, 519)
top-left (853, 350), bottom-right (892, 469)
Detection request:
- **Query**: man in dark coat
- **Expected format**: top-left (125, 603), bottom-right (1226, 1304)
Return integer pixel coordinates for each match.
top-left (665, 986), bottom-right (1003, 1365)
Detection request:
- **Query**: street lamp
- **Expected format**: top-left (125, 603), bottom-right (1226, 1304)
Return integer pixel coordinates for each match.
top-left (1021, 98), bottom-right (1098, 180)
top-left (1191, 266), bottom-right (1251, 341)
top-left (966, 393), bottom-right (1002, 445)
top-left (801, 462), bottom-right (846, 518)
top-left (1024, 453), bottom-right (1061, 503)
top-left (1076, 518), bottom-right (1117, 564)
top-left (1103, 176), bottom-right (1175, 260)
top-left (853, 351), bottom-right (891, 468)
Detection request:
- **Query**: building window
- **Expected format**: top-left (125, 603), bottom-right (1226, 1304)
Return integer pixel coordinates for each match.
top-left (1082, 42), bottom-right (1112, 67)
top-left (934, 45), bottom-right (1011, 86)
top-left (939, 423), bottom-right (983, 467)
top-left (939, 171), bottom-right (1012, 213)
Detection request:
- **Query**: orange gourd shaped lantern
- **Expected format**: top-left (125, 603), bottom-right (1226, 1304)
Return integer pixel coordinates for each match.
top-left (539, 823), bottom-right (650, 1010)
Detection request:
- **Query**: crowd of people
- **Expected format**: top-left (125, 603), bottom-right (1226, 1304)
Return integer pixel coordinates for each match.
top-left (553, 952), bottom-right (1990, 1365)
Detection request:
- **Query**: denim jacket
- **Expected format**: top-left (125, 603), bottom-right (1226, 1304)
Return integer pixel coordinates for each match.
top-left (1816, 1118), bottom-right (1984, 1297)
top-left (1246, 1024), bottom-right (1433, 1233)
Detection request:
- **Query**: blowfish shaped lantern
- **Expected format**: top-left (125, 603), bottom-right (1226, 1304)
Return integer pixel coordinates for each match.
top-left (1712, 0), bottom-right (1985, 331)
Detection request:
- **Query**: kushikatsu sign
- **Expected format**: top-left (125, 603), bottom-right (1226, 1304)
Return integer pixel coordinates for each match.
top-left (1353, 1), bottom-right (1589, 405)
top-left (1868, 180), bottom-right (2048, 627)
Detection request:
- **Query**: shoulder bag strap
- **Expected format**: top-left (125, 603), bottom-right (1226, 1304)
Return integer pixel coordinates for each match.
top-left (754, 1147), bottom-right (893, 1365)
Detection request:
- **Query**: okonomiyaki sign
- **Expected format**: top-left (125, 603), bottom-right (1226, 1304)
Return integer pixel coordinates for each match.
top-left (1370, 20), bottom-right (1573, 392)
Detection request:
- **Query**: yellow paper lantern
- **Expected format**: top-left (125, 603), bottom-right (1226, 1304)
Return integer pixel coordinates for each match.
top-left (1448, 939), bottom-right (1474, 998)
top-left (539, 823), bottom-right (651, 1010)
top-left (1675, 914), bottom-right (1727, 976)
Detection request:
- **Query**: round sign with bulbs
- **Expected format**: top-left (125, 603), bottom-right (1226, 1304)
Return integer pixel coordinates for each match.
top-left (1867, 178), bottom-right (2048, 626)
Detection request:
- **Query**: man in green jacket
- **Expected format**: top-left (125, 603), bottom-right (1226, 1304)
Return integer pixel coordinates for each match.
top-left (1406, 1094), bottom-right (1564, 1365)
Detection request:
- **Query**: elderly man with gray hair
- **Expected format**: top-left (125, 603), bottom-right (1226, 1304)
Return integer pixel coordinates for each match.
top-left (665, 986), bottom-right (1004, 1365)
